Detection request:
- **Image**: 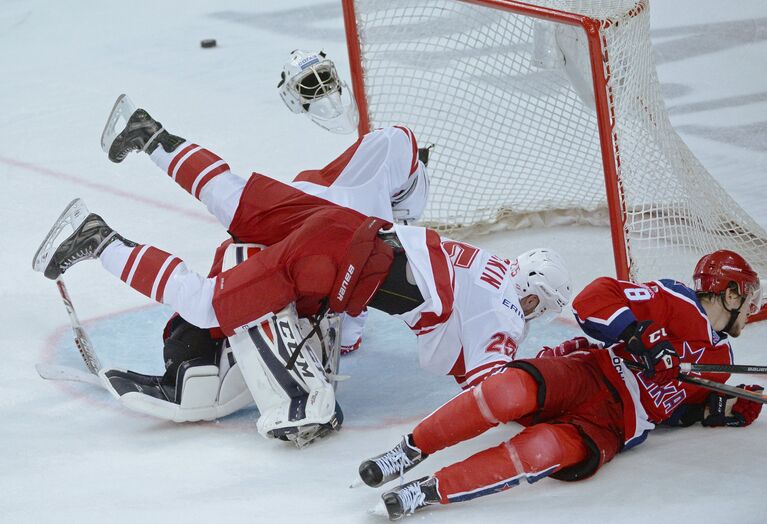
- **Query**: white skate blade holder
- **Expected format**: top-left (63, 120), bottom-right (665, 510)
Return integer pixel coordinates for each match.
top-left (100, 94), bottom-right (137, 154)
top-left (32, 198), bottom-right (90, 273)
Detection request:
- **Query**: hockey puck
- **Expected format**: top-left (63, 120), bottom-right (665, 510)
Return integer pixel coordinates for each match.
top-left (200, 39), bottom-right (217, 49)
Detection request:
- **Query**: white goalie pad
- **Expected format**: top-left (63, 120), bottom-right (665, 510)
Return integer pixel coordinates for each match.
top-left (99, 343), bottom-right (253, 423)
top-left (229, 303), bottom-right (341, 442)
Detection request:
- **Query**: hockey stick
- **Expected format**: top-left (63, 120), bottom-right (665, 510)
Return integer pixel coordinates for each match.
top-left (55, 277), bottom-right (102, 374)
top-left (676, 374), bottom-right (767, 404)
top-left (35, 363), bottom-right (104, 387)
top-left (624, 361), bottom-right (767, 404)
top-left (680, 363), bottom-right (767, 375)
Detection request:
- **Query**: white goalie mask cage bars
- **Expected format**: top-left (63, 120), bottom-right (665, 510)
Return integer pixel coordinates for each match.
top-left (278, 49), bottom-right (359, 134)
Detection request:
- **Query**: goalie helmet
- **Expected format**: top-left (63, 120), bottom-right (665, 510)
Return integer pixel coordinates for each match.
top-left (277, 50), bottom-right (359, 134)
top-left (509, 248), bottom-right (572, 320)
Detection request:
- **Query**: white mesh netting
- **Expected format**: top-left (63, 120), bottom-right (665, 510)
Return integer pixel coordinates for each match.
top-left (348, 0), bottom-right (767, 284)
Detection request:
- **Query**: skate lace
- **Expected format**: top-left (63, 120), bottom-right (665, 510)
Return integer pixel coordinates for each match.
top-left (397, 483), bottom-right (427, 515)
top-left (61, 247), bottom-right (94, 269)
top-left (375, 445), bottom-right (415, 479)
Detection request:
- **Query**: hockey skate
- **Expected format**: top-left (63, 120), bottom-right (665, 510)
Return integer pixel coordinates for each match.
top-left (100, 94), bottom-right (183, 162)
top-left (381, 476), bottom-right (440, 521)
top-left (359, 434), bottom-right (427, 488)
top-left (32, 198), bottom-right (131, 280)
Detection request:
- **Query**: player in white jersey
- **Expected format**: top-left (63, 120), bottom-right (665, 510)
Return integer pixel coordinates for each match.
top-left (400, 233), bottom-right (569, 387)
top-left (34, 96), bottom-right (570, 442)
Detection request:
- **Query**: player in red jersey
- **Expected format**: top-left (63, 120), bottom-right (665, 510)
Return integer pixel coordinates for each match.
top-left (357, 250), bottom-right (764, 520)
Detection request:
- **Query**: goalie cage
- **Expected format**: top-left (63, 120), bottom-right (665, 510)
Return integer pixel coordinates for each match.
top-left (342, 0), bottom-right (767, 320)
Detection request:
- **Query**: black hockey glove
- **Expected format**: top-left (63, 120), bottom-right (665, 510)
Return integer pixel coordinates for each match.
top-left (623, 320), bottom-right (681, 384)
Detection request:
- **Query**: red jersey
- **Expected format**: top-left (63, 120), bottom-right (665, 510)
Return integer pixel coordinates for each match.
top-left (572, 277), bottom-right (733, 440)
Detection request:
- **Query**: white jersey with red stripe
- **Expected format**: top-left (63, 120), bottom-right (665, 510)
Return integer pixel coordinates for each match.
top-left (392, 226), bottom-right (527, 388)
top-left (290, 126), bottom-right (427, 223)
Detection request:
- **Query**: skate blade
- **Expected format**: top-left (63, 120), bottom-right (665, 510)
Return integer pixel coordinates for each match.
top-left (100, 94), bottom-right (137, 154)
top-left (32, 198), bottom-right (89, 273)
top-left (367, 500), bottom-right (388, 517)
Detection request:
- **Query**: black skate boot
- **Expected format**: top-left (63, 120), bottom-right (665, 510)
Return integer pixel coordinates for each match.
top-left (359, 434), bottom-right (427, 487)
top-left (42, 213), bottom-right (134, 280)
top-left (101, 94), bottom-right (184, 163)
top-left (107, 108), bottom-right (185, 163)
top-left (382, 476), bottom-right (440, 521)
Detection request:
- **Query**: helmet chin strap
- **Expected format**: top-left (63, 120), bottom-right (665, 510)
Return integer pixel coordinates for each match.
top-left (719, 293), bottom-right (745, 334)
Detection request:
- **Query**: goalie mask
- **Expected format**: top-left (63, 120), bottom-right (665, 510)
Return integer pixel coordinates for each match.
top-left (278, 50), bottom-right (359, 134)
top-left (510, 248), bottom-right (572, 320)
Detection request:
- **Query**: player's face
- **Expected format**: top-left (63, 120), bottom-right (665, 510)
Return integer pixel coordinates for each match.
top-left (727, 289), bottom-right (760, 337)
top-left (520, 295), bottom-right (540, 318)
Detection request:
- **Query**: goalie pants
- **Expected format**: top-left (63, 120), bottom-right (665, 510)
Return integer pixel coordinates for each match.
top-left (211, 173), bottom-right (394, 334)
top-left (411, 355), bottom-right (625, 504)
top-left (100, 162), bottom-right (394, 336)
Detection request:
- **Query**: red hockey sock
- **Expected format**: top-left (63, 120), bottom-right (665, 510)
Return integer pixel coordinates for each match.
top-left (119, 244), bottom-right (183, 302)
top-left (166, 144), bottom-right (231, 199)
top-left (435, 423), bottom-right (588, 504)
top-left (413, 368), bottom-right (538, 455)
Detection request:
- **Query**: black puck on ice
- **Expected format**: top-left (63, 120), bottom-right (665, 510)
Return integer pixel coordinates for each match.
top-left (200, 39), bottom-right (217, 49)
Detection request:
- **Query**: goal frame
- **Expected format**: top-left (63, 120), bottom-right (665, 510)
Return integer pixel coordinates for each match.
top-left (342, 0), bottom-right (767, 322)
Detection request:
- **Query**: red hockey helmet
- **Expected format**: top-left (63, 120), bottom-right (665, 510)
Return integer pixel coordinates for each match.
top-left (693, 250), bottom-right (760, 299)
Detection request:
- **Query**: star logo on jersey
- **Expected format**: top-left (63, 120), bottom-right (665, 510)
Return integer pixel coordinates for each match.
top-left (679, 340), bottom-right (706, 375)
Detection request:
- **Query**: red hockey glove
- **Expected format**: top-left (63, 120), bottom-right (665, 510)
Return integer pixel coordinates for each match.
top-left (624, 320), bottom-right (680, 384)
top-left (536, 337), bottom-right (601, 358)
top-left (702, 385), bottom-right (764, 427)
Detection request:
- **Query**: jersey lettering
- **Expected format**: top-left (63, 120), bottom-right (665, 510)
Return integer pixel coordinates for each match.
top-left (443, 240), bottom-right (479, 269)
top-left (479, 256), bottom-right (509, 290)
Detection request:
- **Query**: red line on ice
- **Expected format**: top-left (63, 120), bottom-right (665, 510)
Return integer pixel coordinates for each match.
top-left (0, 155), bottom-right (216, 224)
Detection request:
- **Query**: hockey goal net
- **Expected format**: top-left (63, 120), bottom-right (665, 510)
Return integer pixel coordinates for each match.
top-left (343, 0), bottom-right (767, 317)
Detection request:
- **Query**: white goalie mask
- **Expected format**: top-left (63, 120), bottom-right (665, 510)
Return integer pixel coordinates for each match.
top-left (278, 50), bottom-right (359, 134)
top-left (510, 248), bottom-right (572, 320)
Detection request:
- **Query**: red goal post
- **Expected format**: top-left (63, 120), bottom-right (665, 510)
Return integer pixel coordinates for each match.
top-left (342, 0), bottom-right (767, 321)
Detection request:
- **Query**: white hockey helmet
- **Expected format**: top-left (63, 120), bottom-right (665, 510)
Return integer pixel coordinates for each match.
top-left (277, 50), bottom-right (359, 134)
top-left (510, 248), bottom-right (572, 320)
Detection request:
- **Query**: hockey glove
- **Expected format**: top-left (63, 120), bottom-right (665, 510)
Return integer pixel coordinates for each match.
top-left (624, 320), bottom-right (680, 384)
top-left (702, 385), bottom-right (765, 427)
top-left (536, 337), bottom-right (601, 358)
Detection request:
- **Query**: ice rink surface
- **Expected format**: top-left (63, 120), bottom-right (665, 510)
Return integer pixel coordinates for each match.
top-left (1, 1), bottom-right (766, 522)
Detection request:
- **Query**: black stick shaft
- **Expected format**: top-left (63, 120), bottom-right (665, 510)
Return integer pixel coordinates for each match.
top-left (681, 363), bottom-right (767, 374)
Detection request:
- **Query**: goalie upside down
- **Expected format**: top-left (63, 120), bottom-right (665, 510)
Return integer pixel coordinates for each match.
top-left (34, 95), bottom-right (572, 447)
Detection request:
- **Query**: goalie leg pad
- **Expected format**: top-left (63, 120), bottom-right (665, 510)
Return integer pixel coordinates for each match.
top-left (229, 304), bottom-right (338, 441)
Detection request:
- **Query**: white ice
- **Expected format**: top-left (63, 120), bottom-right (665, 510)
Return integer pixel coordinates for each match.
top-left (1, 1), bottom-right (766, 522)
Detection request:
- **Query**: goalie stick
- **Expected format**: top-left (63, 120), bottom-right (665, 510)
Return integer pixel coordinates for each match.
top-left (54, 277), bottom-right (102, 374)
top-left (35, 362), bottom-right (104, 387)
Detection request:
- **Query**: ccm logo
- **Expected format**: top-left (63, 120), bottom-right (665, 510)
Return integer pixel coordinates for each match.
top-left (336, 265), bottom-right (356, 301)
